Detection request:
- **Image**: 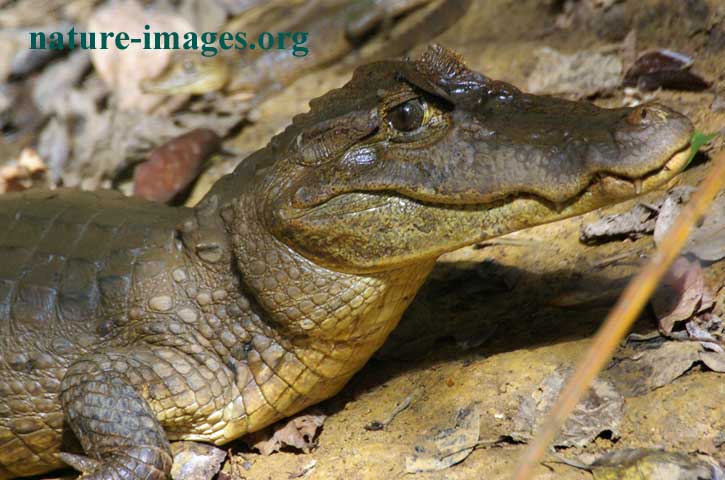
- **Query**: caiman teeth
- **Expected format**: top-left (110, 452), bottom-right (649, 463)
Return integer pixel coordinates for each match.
top-left (634, 179), bottom-right (643, 195)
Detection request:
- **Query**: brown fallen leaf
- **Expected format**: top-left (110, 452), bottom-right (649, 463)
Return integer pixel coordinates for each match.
top-left (589, 449), bottom-right (722, 480)
top-left (655, 188), bottom-right (725, 262)
top-left (652, 187), bottom-right (695, 246)
top-left (527, 47), bottom-right (622, 99)
top-left (685, 314), bottom-right (723, 352)
top-left (679, 194), bottom-right (725, 262)
top-left (0, 82), bottom-right (42, 142)
top-left (582, 186), bottom-right (725, 262)
top-left (31, 49), bottom-right (92, 116)
top-left (36, 117), bottom-right (70, 185)
top-left (581, 187), bottom-right (691, 245)
top-left (651, 257), bottom-right (711, 333)
top-left (0, 147), bottom-right (48, 193)
top-left (170, 442), bottom-right (226, 480)
top-left (605, 341), bottom-right (702, 396)
top-left (405, 404), bottom-right (480, 473)
top-left (88, 0), bottom-right (193, 112)
top-left (699, 351), bottom-right (725, 373)
top-left (580, 203), bottom-right (657, 242)
top-left (623, 49), bottom-right (710, 92)
top-left (245, 410), bottom-right (326, 456)
top-left (133, 128), bottom-right (220, 204)
top-left (511, 371), bottom-right (623, 447)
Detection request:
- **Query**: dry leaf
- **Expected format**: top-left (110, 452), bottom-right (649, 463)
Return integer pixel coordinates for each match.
top-left (527, 47), bottom-right (622, 98)
top-left (246, 410), bottom-right (326, 456)
top-left (606, 341), bottom-right (703, 396)
top-left (511, 371), bottom-right (623, 447)
top-left (682, 194), bottom-right (725, 262)
top-left (0, 147), bottom-right (48, 193)
top-left (623, 49), bottom-right (710, 92)
top-left (583, 186), bottom-right (725, 262)
top-left (580, 203), bottom-right (657, 242)
top-left (36, 117), bottom-right (70, 185)
top-left (170, 442), bottom-right (226, 480)
top-left (654, 188), bottom-right (725, 262)
top-left (405, 404), bottom-right (480, 473)
top-left (88, 0), bottom-right (194, 111)
top-left (590, 449), bottom-right (722, 480)
top-left (652, 257), bottom-right (708, 333)
top-left (685, 314), bottom-right (723, 351)
top-left (700, 352), bottom-right (725, 373)
top-left (31, 49), bottom-right (91, 116)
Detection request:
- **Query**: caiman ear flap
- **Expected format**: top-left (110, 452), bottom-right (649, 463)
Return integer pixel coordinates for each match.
top-left (398, 44), bottom-right (489, 102)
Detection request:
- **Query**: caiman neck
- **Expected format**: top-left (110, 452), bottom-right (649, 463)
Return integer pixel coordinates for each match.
top-left (231, 191), bottom-right (434, 350)
top-left (196, 177), bottom-right (434, 375)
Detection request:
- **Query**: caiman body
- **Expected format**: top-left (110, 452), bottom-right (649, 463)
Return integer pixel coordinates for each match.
top-left (0, 46), bottom-right (693, 480)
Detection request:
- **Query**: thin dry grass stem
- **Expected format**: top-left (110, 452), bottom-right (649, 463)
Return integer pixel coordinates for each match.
top-left (511, 150), bottom-right (725, 480)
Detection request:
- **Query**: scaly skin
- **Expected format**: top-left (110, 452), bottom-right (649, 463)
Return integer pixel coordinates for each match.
top-left (0, 45), bottom-right (693, 480)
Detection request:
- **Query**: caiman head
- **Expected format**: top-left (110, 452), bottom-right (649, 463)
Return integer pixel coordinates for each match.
top-left (222, 45), bottom-right (693, 274)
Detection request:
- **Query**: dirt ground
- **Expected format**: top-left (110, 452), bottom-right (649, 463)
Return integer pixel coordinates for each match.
top-left (1, 0), bottom-right (724, 479)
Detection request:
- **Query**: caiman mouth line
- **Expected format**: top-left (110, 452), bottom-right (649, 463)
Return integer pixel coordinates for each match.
top-left (583, 141), bottom-right (691, 198)
top-left (289, 143), bottom-right (692, 219)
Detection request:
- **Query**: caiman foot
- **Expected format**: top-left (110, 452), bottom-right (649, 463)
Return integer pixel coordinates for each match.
top-left (58, 449), bottom-right (172, 480)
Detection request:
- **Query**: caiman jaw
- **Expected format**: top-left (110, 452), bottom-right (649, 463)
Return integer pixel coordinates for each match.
top-left (271, 142), bottom-right (692, 274)
top-left (589, 144), bottom-right (690, 200)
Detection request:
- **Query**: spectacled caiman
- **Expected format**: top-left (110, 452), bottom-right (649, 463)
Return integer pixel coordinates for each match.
top-left (0, 45), bottom-right (693, 480)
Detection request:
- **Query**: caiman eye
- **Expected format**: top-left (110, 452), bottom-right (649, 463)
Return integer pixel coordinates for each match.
top-left (388, 98), bottom-right (426, 132)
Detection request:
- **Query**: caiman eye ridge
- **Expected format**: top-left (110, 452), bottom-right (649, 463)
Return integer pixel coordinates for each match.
top-left (388, 98), bottom-right (426, 132)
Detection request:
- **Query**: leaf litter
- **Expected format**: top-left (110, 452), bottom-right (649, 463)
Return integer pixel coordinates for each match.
top-left (527, 46), bottom-right (622, 99)
top-left (510, 370), bottom-right (623, 448)
top-left (623, 49), bottom-right (711, 92)
top-left (582, 183), bottom-right (725, 263)
top-left (553, 448), bottom-right (723, 480)
top-left (87, 0), bottom-right (193, 112)
top-left (0, 147), bottom-right (49, 193)
top-left (651, 256), bottom-right (712, 334)
top-left (404, 404), bottom-right (480, 473)
top-left (244, 410), bottom-right (327, 456)
top-left (170, 442), bottom-right (227, 480)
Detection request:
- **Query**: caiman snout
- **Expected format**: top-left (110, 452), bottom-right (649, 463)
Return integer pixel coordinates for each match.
top-left (597, 103), bottom-right (693, 199)
top-left (370, 95), bottom-right (694, 207)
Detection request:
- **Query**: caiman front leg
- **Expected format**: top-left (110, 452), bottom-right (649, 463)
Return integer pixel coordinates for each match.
top-left (59, 351), bottom-right (173, 480)
top-left (58, 346), bottom-right (232, 480)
